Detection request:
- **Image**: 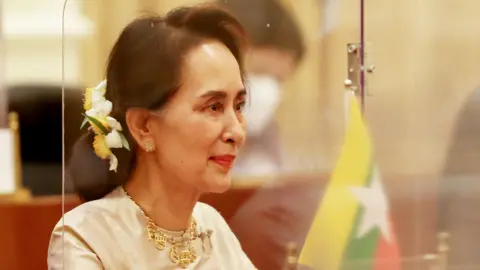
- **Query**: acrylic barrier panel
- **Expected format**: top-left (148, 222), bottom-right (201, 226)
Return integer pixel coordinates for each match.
top-left (56, 0), bottom-right (364, 270)
top-left (361, 0), bottom-right (480, 269)
top-left (53, 0), bottom-right (480, 268)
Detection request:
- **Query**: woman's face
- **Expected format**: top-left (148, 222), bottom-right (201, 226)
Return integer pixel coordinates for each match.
top-left (150, 41), bottom-right (246, 193)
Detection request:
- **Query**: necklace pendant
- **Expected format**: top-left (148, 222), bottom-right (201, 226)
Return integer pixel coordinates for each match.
top-left (201, 230), bottom-right (213, 255)
top-left (147, 225), bottom-right (155, 240)
top-left (170, 245), bottom-right (196, 269)
top-left (153, 232), bottom-right (167, 250)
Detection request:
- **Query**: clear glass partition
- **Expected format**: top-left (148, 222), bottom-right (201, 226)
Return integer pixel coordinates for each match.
top-left (364, 0), bottom-right (480, 269)
top-left (54, 0), bottom-right (480, 270)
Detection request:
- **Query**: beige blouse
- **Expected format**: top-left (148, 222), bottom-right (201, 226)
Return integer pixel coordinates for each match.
top-left (48, 187), bottom-right (256, 270)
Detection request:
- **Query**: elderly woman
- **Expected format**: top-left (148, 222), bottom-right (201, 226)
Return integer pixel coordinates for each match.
top-left (48, 4), bottom-right (256, 270)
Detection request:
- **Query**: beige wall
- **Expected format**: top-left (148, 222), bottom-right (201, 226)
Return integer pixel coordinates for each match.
top-left (80, 0), bottom-right (480, 177)
top-left (364, 0), bottom-right (480, 175)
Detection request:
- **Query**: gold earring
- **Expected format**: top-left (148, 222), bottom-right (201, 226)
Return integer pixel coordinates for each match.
top-left (145, 141), bottom-right (154, 152)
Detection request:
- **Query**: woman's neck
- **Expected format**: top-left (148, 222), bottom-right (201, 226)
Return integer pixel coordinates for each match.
top-left (124, 160), bottom-right (201, 231)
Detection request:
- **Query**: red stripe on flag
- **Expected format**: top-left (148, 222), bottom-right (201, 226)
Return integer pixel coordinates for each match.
top-left (373, 221), bottom-right (401, 270)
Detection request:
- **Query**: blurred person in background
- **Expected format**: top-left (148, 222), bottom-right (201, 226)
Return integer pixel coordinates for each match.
top-left (218, 0), bottom-right (305, 178)
top-left (440, 87), bottom-right (480, 268)
top-left (219, 1), bottom-right (321, 270)
top-left (49, 4), bottom-right (257, 269)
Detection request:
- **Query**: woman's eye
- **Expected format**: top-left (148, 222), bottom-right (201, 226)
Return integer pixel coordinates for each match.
top-left (236, 102), bottom-right (246, 112)
top-left (205, 101), bottom-right (245, 114)
top-left (208, 103), bottom-right (223, 112)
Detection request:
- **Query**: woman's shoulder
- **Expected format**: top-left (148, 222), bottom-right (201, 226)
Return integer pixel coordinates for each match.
top-left (194, 202), bottom-right (222, 219)
top-left (53, 188), bottom-right (126, 231)
top-left (48, 188), bottom-right (132, 269)
top-left (193, 202), bottom-right (233, 232)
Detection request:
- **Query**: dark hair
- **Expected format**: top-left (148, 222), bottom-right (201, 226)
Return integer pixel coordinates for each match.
top-left (68, 4), bottom-right (248, 202)
top-left (218, 0), bottom-right (304, 62)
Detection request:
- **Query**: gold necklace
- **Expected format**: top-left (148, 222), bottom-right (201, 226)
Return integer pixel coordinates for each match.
top-left (122, 188), bottom-right (199, 268)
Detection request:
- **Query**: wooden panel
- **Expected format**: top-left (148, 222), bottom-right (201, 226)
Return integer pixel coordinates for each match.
top-left (0, 196), bottom-right (79, 270)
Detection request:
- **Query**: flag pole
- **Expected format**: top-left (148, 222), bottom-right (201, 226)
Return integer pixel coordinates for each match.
top-left (359, 0), bottom-right (366, 114)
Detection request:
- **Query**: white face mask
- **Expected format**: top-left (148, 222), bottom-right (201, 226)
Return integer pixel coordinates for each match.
top-left (244, 75), bottom-right (282, 136)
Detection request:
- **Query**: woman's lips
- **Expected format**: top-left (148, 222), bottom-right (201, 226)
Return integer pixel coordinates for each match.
top-left (209, 155), bottom-right (236, 168)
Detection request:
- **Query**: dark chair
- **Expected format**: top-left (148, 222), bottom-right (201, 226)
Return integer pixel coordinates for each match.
top-left (7, 85), bottom-right (84, 196)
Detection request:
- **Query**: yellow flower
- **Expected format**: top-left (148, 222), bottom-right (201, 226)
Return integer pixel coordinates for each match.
top-left (84, 88), bottom-right (93, 111)
top-left (93, 134), bottom-right (112, 159)
top-left (89, 117), bottom-right (109, 135)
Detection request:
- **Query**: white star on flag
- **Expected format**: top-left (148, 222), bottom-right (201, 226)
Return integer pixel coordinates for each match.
top-left (349, 168), bottom-right (392, 242)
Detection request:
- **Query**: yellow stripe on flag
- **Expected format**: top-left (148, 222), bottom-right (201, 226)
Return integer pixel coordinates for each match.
top-left (299, 93), bottom-right (372, 269)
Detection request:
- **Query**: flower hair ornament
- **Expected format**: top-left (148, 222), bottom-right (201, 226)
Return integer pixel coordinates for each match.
top-left (80, 80), bottom-right (130, 172)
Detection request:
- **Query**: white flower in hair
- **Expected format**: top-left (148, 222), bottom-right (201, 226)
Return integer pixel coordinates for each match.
top-left (107, 116), bottom-right (123, 131)
top-left (106, 129), bottom-right (124, 149)
top-left (109, 154), bottom-right (118, 172)
top-left (81, 80), bottom-right (129, 172)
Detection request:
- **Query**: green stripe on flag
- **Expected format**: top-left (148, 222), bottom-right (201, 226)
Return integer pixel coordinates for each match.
top-left (340, 164), bottom-right (379, 270)
top-left (341, 211), bottom-right (380, 270)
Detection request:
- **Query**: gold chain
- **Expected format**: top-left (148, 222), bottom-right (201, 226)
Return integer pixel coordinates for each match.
top-left (123, 188), bottom-right (199, 268)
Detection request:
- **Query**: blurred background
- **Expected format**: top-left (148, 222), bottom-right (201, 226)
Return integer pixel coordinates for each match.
top-left (0, 0), bottom-right (479, 269)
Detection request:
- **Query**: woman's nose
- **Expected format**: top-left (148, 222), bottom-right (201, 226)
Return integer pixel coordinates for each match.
top-left (222, 113), bottom-right (246, 148)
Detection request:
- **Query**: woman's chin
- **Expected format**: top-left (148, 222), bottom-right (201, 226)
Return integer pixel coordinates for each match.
top-left (205, 175), bottom-right (232, 194)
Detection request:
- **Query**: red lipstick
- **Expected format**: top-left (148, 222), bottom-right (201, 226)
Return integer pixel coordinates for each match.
top-left (210, 155), bottom-right (236, 168)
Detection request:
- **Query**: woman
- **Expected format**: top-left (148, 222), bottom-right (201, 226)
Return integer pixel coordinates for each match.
top-left (48, 4), bottom-right (256, 270)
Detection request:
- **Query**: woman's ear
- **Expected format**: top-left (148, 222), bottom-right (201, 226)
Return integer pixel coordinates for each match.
top-left (125, 108), bottom-right (154, 151)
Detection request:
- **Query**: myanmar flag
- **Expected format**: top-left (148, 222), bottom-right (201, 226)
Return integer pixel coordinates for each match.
top-left (298, 92), bottom-right (401, 270)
